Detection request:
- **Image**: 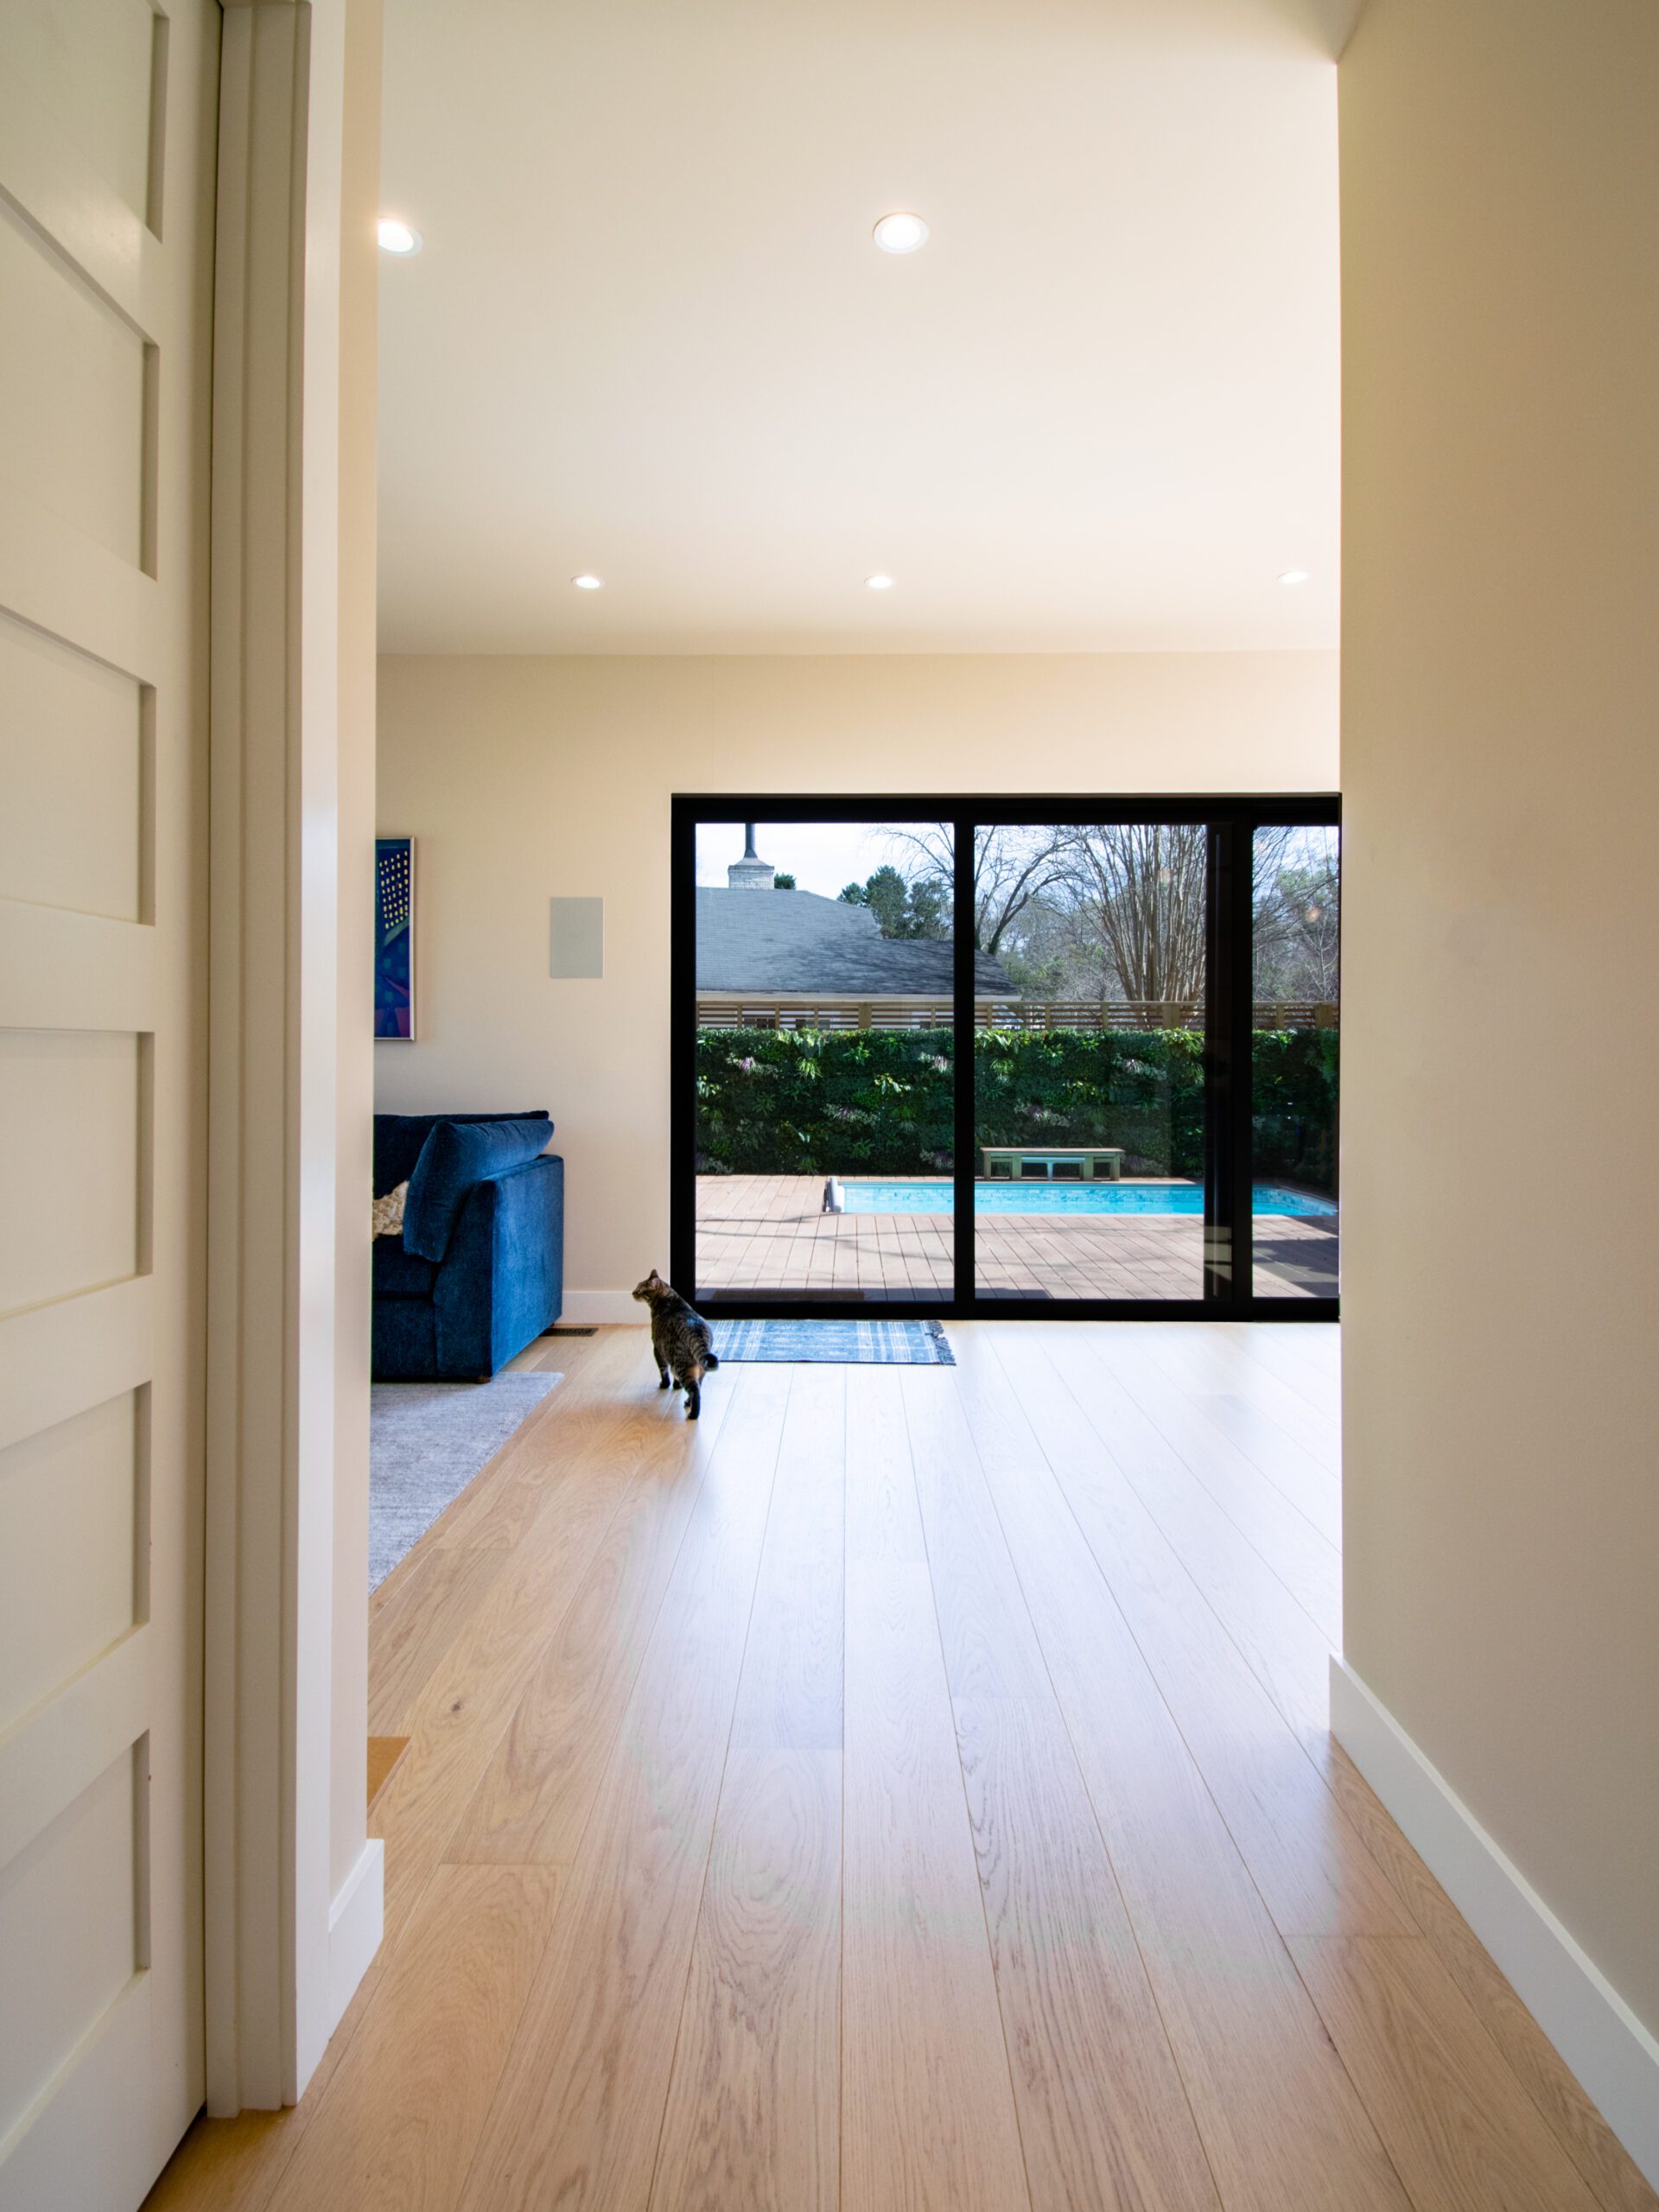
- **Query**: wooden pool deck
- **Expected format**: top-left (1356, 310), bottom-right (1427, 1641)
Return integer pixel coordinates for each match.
top-left (696, 1176), bottom-right (1338, 1301)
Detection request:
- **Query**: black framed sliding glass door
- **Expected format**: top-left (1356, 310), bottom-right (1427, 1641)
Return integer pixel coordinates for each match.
top-left (1250, 822), bottom-right (1341, 1298)
top-left (671, 794), bottom-right (1338, 1321)
top-left (685, 814), bottom-right (957, 1306)
top-left (966, 819), bottom-right (1211, 1305)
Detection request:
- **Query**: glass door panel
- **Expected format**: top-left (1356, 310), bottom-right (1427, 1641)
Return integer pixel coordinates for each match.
top-left (1251, 824), bottom-right (1340, 1298)
top-left (970, 822), bottom-right (1209, 1302)
top-left (676, 796), bottom-right (1338, 1319)
top-left (692, 817), bottom-right (956, 1305)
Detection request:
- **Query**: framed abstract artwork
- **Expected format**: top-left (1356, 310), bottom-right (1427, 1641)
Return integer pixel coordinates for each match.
top-left (375, 836), bottom-right (416, 1039)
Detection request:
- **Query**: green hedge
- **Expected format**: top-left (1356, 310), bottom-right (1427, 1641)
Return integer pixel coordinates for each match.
top-left (696, 1026), bottom-right (1338, 1190)
top-left (1253, 1025), bottom-right (1340, 1192)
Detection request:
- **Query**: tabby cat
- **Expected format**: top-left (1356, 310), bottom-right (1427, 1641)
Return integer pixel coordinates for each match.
top-left (631, 1269), bottom-right (721, 1420)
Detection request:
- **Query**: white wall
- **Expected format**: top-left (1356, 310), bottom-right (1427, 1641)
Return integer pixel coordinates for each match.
top-left (375, 650), bottom-right (1338, 1306)
top-left (1338, 0), bottom-right (1659, 2143)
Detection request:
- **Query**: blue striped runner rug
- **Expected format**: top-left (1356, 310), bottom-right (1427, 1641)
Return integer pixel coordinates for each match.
top-left (708, 1318), bottom-right (953, 1366)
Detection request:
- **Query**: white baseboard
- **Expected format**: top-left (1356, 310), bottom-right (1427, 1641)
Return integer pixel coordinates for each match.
top-left (559, 1289), bottom-right (639, 1325)
top-left (326, 1837), bottom-right (385, 2037)
top-left (1331, 1657), bottom-right (1659, 2190)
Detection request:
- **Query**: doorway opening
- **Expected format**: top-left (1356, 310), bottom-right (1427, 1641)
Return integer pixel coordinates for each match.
top-left (671, 794), bottom-right (1339, 1320)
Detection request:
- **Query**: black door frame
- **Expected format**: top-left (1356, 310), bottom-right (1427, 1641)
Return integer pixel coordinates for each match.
top-left (671, 792), bottom-right (1340, 1322)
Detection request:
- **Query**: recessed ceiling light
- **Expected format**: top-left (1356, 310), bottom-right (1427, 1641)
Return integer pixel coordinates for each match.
top-left (865, 574), bottom-right (896, 591)
top-left (378, 218), bottom-right (422, 256)
top-left (872, 212), bottom-right (929, 256)
top-left (1278, 569), bottom-right (1311, 586)
top-left (572, 574), bottom-right (604, 590)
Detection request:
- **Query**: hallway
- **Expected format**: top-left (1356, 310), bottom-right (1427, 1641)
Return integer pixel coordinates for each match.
top-left (149, 1324), bottom-right (1653, 2212)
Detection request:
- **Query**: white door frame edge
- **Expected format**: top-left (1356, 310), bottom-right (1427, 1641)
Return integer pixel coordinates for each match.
top-left (205, 0), bottom-right (378, 2115)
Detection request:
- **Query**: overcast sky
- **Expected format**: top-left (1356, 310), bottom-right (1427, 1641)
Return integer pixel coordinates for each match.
top-left (696, 819), bottom-right (938, 899)
top-left (695, 819), bottom-right (1340, 902)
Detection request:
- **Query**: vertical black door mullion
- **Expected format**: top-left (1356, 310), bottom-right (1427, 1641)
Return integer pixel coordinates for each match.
top-left (669, 803), bottom-right (697, 1299)
top-left (1203, 816), bottom-right (1256, 1312)
top-left (1203, 822), bottom-right (1233, 1305)
top-left (951, 810), bottom-right (976, 1309)
top-left (1226, 816), bottom-right (1255, 1305)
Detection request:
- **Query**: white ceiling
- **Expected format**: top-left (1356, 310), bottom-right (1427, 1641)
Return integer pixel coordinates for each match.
top-left (378, 0), bottom-right (1351, 655)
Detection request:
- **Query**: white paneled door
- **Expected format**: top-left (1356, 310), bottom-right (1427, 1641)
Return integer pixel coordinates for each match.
top-left (0, 1), bottom-right (218, 2204)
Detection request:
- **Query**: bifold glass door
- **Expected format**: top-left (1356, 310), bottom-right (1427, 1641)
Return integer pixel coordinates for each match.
top-left (671, 796), bottom-right (1338, 1320)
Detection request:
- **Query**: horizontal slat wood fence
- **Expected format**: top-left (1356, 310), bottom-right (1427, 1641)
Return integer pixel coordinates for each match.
top-left (696, 997), bottom-right (1338, 1033)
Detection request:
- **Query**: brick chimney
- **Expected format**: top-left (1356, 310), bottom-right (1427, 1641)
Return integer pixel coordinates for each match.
top-left (727, 822), bottom-right (775, 890)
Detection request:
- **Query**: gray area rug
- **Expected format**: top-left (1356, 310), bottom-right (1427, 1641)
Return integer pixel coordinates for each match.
top-left (708, 1318), bottom-right (953, 1365)
top-left (369, 1371), bottom-right (561, 1589)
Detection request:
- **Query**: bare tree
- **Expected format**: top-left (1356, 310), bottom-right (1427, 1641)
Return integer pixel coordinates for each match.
top-left (882, 823), bottom-right (1071, 953)
top-left (993, 887), bottom-right (1109, 1001)
top-left (1252, 827), bottom-right (1340, 1000)
top-left (880, 821), bottom-right (1336, 1012)
top-left (1062, 823), bottom-right (1208, 1011)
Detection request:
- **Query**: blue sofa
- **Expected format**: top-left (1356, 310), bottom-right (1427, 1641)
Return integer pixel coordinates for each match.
top-left (372, 1111), bottom-right (563, 1380)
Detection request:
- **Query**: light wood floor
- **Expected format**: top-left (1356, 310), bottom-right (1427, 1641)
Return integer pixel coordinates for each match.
top-left (147, 1323), bottom-right (1655, 2212)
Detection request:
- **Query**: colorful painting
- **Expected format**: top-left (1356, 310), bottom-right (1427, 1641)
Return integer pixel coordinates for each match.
top-left (375, 836), bottom-right (415, 1039)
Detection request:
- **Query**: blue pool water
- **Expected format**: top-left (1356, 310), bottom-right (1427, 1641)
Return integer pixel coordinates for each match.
top-left (840, 1179), bottom-right (1336, 1217)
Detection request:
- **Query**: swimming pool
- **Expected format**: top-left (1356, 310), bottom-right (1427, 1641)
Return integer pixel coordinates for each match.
top-left (839, 1179), bottom-right (1336, 1217)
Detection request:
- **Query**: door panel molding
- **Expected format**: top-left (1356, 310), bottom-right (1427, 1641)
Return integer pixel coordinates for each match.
top-left (0, 1278), bottom-right (155, 1455)
top-left (0, 902), bottom-right (157, 1031)
top-left (0, 1627), bottom-right (150, 1872)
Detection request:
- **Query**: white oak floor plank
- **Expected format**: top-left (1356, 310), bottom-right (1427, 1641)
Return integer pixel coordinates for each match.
top-left (992, 1332), bottom-right (1410, 1939)
top-left (842, 1558), bottom-right (1033, 2212)
top-left (953, 1695), bottom-right (1224, 2212)
top-left (375, 1381), bottom-right (729, 1942)
top-left (442, 1381), bottom-right (730, 1864)
top-left (369, 1544), bottom-right (510, 1734)
top-left (952, 1332), bottom-right (1413, 2212)
top-left (844, 1363), bottom-right (927, 1567)
top-left (1216, 1322), bottom-right (1342, 1425)
top-left (728, 1363), bottom-right (845, 1752)
top-left (838, 1350), bottom-right (1029, 2212)
top-left (1190, 1383), bottom-right (1342, 1536)
top-left (647, 1366), bottom-right (847, 2208)
top-left (1019, 1331), bottom-right (1338, 1764)
top-left (1079, 1309), bottom-right (1353, 1628)
top-left (1325, 1745), bottom-right (1659, 2212)
top-left (454, 1366), bottom-right (791, 2212)
top-left (1061, 1325), bottom-right (1343, 1642)
top-left (1288, 1936), bottom-right (1605, 2212)
top-left (650, 1748), bottom-right (842, 2212)
top-left (900, 1363), bottom-right (1223, 2212)
top-left (262, 1866), bottom-right (563, 2212)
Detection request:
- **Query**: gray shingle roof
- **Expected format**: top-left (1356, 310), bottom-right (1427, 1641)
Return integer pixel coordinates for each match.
top-left (696, 887), bottom-right (1013, 995)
